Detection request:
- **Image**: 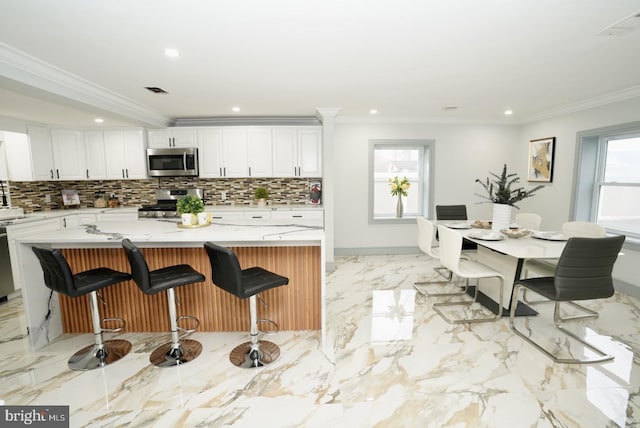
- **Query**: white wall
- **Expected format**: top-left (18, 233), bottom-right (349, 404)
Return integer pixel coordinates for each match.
top-left (519, 97), bottom-right (640, 289)
top-left (333, 121), bottom-right (521, 250)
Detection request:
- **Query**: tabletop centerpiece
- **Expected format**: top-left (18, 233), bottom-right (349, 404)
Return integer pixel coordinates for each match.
top-left (389, 176), bottom-right (410, 218)
top-left (254, 187), bottom-right (269, 207)
top-left (176, 194), bottom-right (205, 226)
top-left (475, 164), bottom-right (543, 232)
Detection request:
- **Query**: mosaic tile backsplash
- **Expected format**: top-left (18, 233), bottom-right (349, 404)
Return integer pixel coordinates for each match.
top-left (8, 177), bottom-right (321, 212)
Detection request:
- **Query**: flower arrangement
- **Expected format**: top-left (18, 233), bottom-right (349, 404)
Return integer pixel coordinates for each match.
top-left (475, 164), bottom-right (543, 208)
top-left (389, 176), bottom-right (410, 197)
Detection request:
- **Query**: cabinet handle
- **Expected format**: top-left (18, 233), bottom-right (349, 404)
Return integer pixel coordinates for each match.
top-left (249, 166), bottom-right (252, 176)
top-left (252, 216), bottom-right (263, 219)
top-left (224, 167), bottom-right (226, 176)
top-left (219, 167), bottom-right (223, 177)
top-left (56, 169), bottom-right (60, 179)
top-left (63, 218), bottom-right (66, 228)
top-left (50, 169), bottom-right (54, 179)
top-left (126, 169), bottom-right (129, 178)
top-left (86, 169), bottom-right (89, 179)
top-left (293, 215), bottom-right (303, 218)
top-left (122, 169), bottom-right (125, 178)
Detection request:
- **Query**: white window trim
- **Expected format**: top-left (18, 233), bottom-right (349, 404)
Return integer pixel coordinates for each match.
top-left (368, 139), bottom-right (435, 224)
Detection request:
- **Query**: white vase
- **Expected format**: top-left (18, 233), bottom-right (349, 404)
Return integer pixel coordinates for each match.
top-left (181, 213), bottom-right (195, 226)
top-left (492, 203), bottom-right (512, 232)
top-left (197, 212), bottom-right (210, 225)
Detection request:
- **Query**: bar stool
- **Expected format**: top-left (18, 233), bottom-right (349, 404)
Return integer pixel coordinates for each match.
top-left (31, 246), bottom-right (132, 371)
top-left (121, 239), bottom-right (205, 367)
top-left (204, 242), bottom-right (289, 368)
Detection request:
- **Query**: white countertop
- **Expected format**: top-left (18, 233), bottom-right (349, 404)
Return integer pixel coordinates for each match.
top-left (15, 218), bottom-right (324, 248)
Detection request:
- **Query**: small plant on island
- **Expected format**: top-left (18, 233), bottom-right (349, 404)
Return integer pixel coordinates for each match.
top-left (176, 194), bottom-right (204, 215)
top-left (254, 187), bottom-right (269, 200)
top-left (475, 164), bottom-right (544, 209)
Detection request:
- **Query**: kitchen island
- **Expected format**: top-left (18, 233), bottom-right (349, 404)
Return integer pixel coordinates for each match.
top-left (14, 218), bottom-right (325, 353)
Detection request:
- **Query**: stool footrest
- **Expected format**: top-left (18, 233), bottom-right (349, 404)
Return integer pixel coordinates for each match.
top-left (257, 318), bottom-right (279, 335)
top-left (176, 315), bottom-right (200, 339)
top-left (101, 317), bottom-right (126, 333)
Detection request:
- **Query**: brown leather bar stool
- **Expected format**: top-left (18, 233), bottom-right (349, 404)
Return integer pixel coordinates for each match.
top-left (31, 246), bottom-right (132, 371)
top-left (204, 242), bottom-right (289, 368)
top-left (122, 239), bottom-right (205, 367)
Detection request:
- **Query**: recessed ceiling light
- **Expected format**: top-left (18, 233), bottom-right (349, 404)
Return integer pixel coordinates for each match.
top-left (369, 109), bottom-right (378, 115)
top-left (504, 110), bottom-right (513, 116)
top-left (164, 48), bottom-right (180, 58)
top-left (94, 118), bottom-right (104, 123)
top-left (232, 106), bottom-right (241, 113)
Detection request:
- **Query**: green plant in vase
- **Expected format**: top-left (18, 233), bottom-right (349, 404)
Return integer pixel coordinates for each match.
top-left (176, 194), bottom-right (204, 225)
top-left (254, 187), bottom-right (269, 207)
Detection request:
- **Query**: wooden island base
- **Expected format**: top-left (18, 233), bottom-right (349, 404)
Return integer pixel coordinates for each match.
top-left (60, 246), bottom-right (321, 333)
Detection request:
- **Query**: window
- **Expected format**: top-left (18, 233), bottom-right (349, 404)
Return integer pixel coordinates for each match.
top-left (573, 122), bottom-right (640, 240)
top-left (368, 139), bottom-right (434, 223)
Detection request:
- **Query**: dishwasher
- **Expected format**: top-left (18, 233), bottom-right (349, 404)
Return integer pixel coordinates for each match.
top-left (0, 226), bottom-right (15, 302)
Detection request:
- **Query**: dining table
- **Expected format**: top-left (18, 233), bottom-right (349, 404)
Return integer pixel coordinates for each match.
top-left (441, 221), bottom-right (567, 316)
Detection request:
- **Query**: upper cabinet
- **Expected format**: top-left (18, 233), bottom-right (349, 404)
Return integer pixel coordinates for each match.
top-left (273, 127), bottom-right (322, 177)
top-left (103, 129), bottom-right (147, 179)
top-left (50, 129), bottom-right (86, 180)
top-left (83, 130), bottom-right (108, 180)
top-left (148, 128), bottom-right (197, 148)
top-left (198, 127), bottom-right (274, 178)
top-left (27, 125), bottom-right (55, 180)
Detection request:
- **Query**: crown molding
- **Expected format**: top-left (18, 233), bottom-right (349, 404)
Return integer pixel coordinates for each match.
top-left (0, 43), bottom-right (169, 127)
top-left (171, 116), bottom-right (321, 127)
top-left (522, 85), bottom-right (640, 124)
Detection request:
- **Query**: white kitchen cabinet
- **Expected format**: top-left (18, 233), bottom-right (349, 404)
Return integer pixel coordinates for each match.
top-left (61, 213), bottom-right (96, 228)
top-left (221, 128), bottom-right (249, 177)
top-left (27, 125), bottom-right (56, 181)
top-left (199, 127), bottom-right (272, 178)
top-left (104, 128), bottom-right (147, 179)
top-left (247, 128), bottom-right (273, 177)
top-left (83, 130), bottom-right (108, 180)
top-left (273, 127), bottom-right (322, 177)
top-left (148, 128), bottom-right (197, 148)
top-left (207, 210), bottom-right (244, 221)
top-left (50, 129), bottom-right (87, 180)
top-left (243, 210), bottom-right (271, 222)
top-left (198, 128), bottom-right (224, 178)
top-left (271, 209), bottom-right (324, 226)
top-left (2, 131), bottom-right (32, 181)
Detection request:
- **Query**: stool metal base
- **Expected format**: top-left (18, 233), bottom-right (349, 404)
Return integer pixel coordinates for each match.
top-left (68, 339), bottom-right (132, 371)
top-left (229, 340), bottom-right (280, 368)
top-left (150, 339), bottom-right (202, 367)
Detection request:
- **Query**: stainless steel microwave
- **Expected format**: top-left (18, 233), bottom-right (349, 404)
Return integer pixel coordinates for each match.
top-left (147, 148), bottom-right (199, 177)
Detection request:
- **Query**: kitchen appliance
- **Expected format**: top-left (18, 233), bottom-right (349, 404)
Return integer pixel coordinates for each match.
top-left (138, 188), bottom-right (204, 219)
top-left (147, 147), bottom-right (199, 177)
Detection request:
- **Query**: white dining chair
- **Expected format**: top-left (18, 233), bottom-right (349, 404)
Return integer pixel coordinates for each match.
top-left (432, 225), bottom-right (505, 324)
top-left (414, 217), bottom-right (468, 297)
top-left (514, 213), bottom-right (542, 230)
top-left (523, 220), bottom-right (607, 321)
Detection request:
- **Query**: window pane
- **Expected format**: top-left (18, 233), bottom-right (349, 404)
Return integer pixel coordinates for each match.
top-left (604, 137), bottom-right (640, 182)
top-left (373, 147), bottom-right (420, 218)
top-left (597, 184), bottom-right (640, 236)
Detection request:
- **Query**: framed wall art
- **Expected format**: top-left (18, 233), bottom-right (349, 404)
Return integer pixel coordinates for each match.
top-left (528, 137), bottom-right (555, 182)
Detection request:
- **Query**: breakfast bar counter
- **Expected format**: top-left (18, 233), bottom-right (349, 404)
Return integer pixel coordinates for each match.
top-left (15, 219), bottom-right (325, 351)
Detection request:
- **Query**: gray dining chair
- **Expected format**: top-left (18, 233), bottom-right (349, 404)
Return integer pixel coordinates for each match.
top-left (509, 235), bottom-right (625, 364)
top-left (523, 221), bottom-right (607, 321)
top-left (435, 204), bottom-right (477, 251)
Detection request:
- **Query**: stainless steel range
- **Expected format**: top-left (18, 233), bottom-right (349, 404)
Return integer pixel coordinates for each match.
top-left (138, 189), bottom-right (204, 219)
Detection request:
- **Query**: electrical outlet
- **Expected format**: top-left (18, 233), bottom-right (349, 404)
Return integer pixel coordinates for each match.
top-left (45, 194), bottom-right (51, 203)
top-left (221, 191), bottom-right (227, 201)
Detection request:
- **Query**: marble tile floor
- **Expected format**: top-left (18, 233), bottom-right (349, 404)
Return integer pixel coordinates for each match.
top-left (1, 254), bottom-right (640, 427)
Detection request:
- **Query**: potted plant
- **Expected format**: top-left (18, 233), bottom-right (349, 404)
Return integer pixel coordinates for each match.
top-left (254, 187), bottom-right (269, 207)
top-left (475, 164), bottom-right (543, 232)
top-left (176, 194), bottom-right (204, 225)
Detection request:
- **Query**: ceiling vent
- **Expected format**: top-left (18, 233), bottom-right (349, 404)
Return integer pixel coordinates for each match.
top-left (598, 10), bottom-right (640, 36)
top-left (145, 87), bottom-right (169, 94)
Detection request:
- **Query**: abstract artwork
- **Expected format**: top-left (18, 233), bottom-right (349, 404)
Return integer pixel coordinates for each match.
top-left (528, 137), bottom-right (555, 182)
